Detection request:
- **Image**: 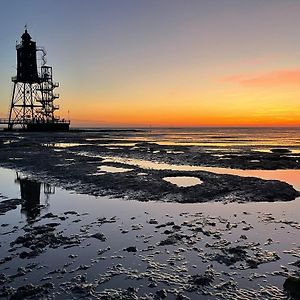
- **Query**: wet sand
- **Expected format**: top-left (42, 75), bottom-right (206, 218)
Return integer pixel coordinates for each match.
top-left (0, 129), bottom-right (299, 299)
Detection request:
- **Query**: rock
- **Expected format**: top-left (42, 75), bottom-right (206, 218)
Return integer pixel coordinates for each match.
top-left (64, 211), bottom-right (78, 215)
top-left (159, 233), bottom-right (186, 246)
top-left (19, 251), bottom-right (29, 259)
top-left (46, 222), bottom-right (60, 227)
top-left (71, 283), bottom-right (94, 295)
top-left (0, 273), bottom-right (9, 285)
top-left (213, 246), bottom-right (247, 266)
top-left (149, 218), bottom-right (158, 224)
top-left (9, 283), bottom-right (54, 300)
top-left (93, 286), bottom-right (139, 300)
top-left (124, 246), bottom-right (137, 252)
top-left (42, 212), bottom-right (58, 218)
top-left (156, 289), bottom-right (167, 298)
top-left (172, 225), bottom-right (181, 230)
top-left (0, 256), bottom-right (13, 265)
top-left (11, 224), bottom-right (81, 258)
top-left (271, 148), bottom-right (291, 154)
top-left (283, 276), bottom-right (300, 298)
top-left (247, 250), bottom-right (280, 268)
top-left (291, 260), bottom-right (300, 268)
top-left (190, 269), bottom-right (214, 286)
top-left (242, 226), bottom-right (251, 231)
top-left (14, 234), bottom-right (34, 245)
top-left (148, 282), bottom-right (157, 288)
top-left (131, 224), bottom-right (143, 230)
top-left (0, 286), bottom-right (15, 298)
top-left (91, 233), bottom-right (106, 241)
top-left (163, 229), bottom-right (174, 235)
top-left (156, 221), bottom-right (175, 229)
top-left (0, 198), bottom-right (22, 215)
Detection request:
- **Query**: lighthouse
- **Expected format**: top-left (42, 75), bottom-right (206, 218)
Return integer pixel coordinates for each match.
top-left (7, 28), bottom-right (70, 131)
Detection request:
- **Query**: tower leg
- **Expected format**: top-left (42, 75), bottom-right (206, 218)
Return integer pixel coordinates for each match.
top-left (7, 82), bottom-right (43, 130)
top-left (8, 83), bottom-right (17, 130)
top-left (22, 83), bottom-right (26, 129)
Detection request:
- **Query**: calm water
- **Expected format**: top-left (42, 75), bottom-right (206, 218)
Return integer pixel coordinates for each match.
top-left (87, 127), bottom-right (300, 148)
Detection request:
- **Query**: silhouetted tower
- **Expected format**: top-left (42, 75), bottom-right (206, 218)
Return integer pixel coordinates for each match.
top-left (8, 28), bottom-right (69, 130)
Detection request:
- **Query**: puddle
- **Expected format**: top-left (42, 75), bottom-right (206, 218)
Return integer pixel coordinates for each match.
top-left (163, 176), bottom-right (203, 187)
top-left (3, 140), bottom-right (18, 144)
top-left (166, 150), bottom-right (185, 154)
top-left (42, 143), bottom-right (89, 148)
top-left (254, 148), bottom-right (300, 154)
top-left (98, 165), bottom-right (133, 173)
top-left (106, 147), bottom-right (125, 150)
top-left (97, 143), bottom-right (136, 147)
top-left (102, 156), bottom-right (300, 190)
top-left (211, 154), bottom-right (226, 157)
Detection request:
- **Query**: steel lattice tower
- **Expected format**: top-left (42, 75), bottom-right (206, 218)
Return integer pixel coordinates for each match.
top-left (7, 28), bottom-right (69, 131)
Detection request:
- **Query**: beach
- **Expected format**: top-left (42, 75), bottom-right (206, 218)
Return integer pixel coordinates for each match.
top-left (0, 128), bottom-right (299, 299)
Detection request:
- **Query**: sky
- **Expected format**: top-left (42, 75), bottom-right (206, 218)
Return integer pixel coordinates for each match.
top-left (0, 0), bottom-right (300, 127)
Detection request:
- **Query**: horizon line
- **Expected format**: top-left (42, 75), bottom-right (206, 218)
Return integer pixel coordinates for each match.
top-left (69, 125), bottom-right (300, 129)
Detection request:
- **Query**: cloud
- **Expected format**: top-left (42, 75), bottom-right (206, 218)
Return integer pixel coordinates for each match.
top-left (224, 68), bottom-right (300, 87)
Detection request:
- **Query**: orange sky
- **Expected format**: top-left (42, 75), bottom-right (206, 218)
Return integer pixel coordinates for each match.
top-left (59, 66), bottom-right (300, 127)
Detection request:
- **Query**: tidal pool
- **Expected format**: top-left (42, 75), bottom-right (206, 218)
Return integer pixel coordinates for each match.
top-left (163, 176), bottom-right (203, 187)
top-left (102, 156), bottom-right (300, 189)
top-left (97, 165), bottom-right (133, 173)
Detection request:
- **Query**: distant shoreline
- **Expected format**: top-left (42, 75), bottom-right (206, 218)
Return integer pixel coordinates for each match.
top-left (1, 126), bottom-right (299, 132)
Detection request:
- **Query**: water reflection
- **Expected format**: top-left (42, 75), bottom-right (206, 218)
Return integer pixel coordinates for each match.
top-left (15, 172), bottom-right (55, 220)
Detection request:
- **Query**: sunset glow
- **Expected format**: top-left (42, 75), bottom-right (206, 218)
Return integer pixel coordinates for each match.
top-left (1, 0), bottom-right (300, 127)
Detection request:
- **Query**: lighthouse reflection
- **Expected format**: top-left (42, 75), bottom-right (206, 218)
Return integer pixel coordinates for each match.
top-left (15, 172), bottom-right (55, 220)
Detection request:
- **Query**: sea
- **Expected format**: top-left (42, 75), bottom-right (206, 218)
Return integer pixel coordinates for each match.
top-left (80, 126), bottom-right (300, 148)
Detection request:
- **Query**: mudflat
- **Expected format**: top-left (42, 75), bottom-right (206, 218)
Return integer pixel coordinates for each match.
top-left (0, 128), bottom-right (299, 300)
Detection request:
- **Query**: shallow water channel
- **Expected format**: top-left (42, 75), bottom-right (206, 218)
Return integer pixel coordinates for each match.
top-left (0, 166), bottom-right (299, 299)
top-left (102, 155), bottom-right (300, 189)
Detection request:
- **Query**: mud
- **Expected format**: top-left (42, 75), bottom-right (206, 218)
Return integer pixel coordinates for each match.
top-left (0, 192), bottom-right (299, 299)
top-left (0, 130), bottom-right (299, 299)
top-left (0, 131), bottom-right (298, 204)
top-left (0, 199), bottom-right (23, 215)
